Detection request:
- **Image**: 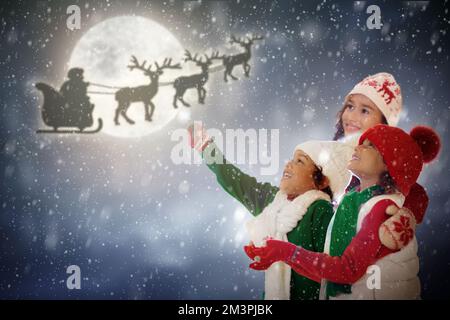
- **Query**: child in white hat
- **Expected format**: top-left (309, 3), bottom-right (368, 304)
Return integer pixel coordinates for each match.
top-left (246, 141), bottom-right (349, 300)
top-left (333, 72), bottom-right (402, 140)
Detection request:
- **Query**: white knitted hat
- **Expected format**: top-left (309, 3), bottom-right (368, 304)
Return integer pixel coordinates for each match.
top-left (346, 72), bottom-right (403, 126)
top-left (295, 140), bottom-right (353, 201)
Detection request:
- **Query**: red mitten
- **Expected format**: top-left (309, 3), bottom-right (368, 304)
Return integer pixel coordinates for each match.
top-left (244, 239), bottom-right (297, 271)
top-left (187, 122), bottom-right (212, 152)
top-left (244, 242), bottom-right (273, 270)
top-left (379, 205), bottom-right (416, 250)
top-left (243, 242), bottom-right (258, 260)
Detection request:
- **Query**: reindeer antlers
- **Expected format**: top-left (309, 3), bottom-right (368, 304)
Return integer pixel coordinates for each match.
top-left (128, 55), bottom-right (181, 73)
top-left (184, 49), bottom-right (209, 64)
top-left (184, 50), bottom-right (201, 63)
top-left (128, 55), bottom-right (151, 72)
top-left (210, 51), bottom-right (223, 60)
top-left (230, 34), bottom-right (264, 45)
top-left (155, 58), bottom-right (181, 71)
top-left (229, 35), bottom-right (243, 45)
top-left (183, 50), bottom-right (223, 64)
top-left (247, 34), bottom-right (264, 42)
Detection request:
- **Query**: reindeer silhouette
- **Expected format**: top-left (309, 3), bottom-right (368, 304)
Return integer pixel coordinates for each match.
top-left (114, 56), bottom-right (181, 125)
top-left (217, 34), bottom-right (264, 82)
top-left (173, 50), bottom-right (220, 108)
top-left (377, 80), bottom-right (396, 104)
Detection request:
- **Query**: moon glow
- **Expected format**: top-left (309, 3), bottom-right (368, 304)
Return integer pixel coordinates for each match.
top-left (68, 16), bottom-right (193, 138)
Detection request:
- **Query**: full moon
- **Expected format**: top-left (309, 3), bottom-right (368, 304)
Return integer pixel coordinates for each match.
top-left (68, 16), bottom-right (195, 138)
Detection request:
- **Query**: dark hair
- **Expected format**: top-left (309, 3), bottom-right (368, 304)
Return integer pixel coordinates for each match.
top-left (313, 165), bottom-right (333, 199)
top-left (378, 171), bottom-right (397, 195)
top-left (332, 102), bottom-right (388, 141)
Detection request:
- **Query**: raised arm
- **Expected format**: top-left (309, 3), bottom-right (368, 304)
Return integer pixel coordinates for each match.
top-left (188, 124), bottom-right (278, 216)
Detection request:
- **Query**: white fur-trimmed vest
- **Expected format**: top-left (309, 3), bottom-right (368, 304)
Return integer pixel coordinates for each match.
top-left (246, 190), bottom-right (331, 300)
top-left (320, 192), bottom-right (421, 300)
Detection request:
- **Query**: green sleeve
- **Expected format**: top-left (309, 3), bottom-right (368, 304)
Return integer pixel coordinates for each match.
top-left (310, 200), bottom-right (334, 252)
top-left (202, 142), bottom-right (279, 216)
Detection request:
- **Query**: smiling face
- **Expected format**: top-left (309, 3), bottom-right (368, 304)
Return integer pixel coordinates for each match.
top-left (280, 150), bottom-right (327, 197)
top-left (341, 94), bottom-right (385, 136)
top-left (348, 139), bottom-right (387, 182)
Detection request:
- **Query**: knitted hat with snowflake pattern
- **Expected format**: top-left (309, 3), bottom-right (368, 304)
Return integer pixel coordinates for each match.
top-left (346, 73), bottom-right (402, 126)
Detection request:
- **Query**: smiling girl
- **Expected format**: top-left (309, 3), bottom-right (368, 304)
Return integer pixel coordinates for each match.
top-left (334, 72), bottom-right (400, 140)
top-left (336, 94), bottom-right (386, 138)
top-left (245, 141), bottom-right (348, 300)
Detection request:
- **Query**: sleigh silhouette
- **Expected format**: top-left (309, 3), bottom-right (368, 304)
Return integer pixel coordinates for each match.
top-left (35, 82), bottom-right (102, 134)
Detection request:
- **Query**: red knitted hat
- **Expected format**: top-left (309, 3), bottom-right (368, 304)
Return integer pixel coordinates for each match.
top-left (359, 125), bottom-right (441, 195)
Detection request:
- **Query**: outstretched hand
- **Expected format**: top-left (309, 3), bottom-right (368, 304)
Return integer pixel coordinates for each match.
top-left (244, 239), bottom-right (297, 271)
top-left (187, 122), bottom-right (212, 152)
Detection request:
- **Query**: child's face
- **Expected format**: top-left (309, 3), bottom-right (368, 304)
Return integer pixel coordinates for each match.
top-left (348, 139), bottom-right (387, 181)
top-left (279, 150), bottom-right (321, 196)
top-left (341, 94), bottom-right (384, 136)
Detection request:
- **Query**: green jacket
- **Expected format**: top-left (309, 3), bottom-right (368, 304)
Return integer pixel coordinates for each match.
top-left (203, 142), bottom-right (334, 300)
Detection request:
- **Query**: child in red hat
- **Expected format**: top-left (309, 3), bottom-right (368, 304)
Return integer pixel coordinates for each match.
top-left (245, 124), bottom-right (441, 299)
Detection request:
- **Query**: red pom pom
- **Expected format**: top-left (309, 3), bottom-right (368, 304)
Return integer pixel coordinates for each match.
top-left (410, 126), bottom-right (441, 163)
top-left (403, 183), bottom-right (429, 224)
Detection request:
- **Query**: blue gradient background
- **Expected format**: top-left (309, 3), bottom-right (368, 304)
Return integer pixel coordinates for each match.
top-left (0, 0), bottom-right (449, 299)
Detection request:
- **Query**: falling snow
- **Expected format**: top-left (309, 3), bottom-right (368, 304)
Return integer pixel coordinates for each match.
top-left (0, 0), bottom-right (449, 299)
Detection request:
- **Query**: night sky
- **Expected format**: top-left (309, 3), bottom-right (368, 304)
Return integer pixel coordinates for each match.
top-left (1, 0), bottom-right (449, 299)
